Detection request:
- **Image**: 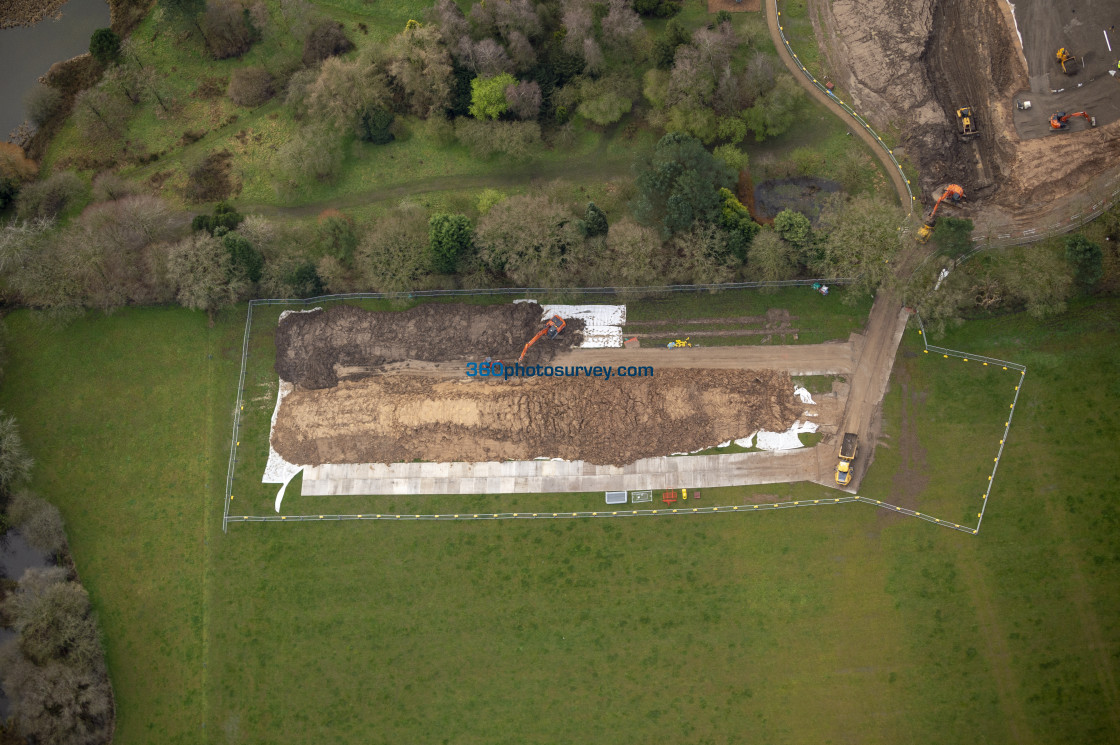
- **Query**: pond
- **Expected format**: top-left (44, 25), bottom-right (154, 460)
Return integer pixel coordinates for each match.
top-left (0, 0), bottom-right (111, 140)
top-left (0, 529), bottom-right (54, 719)
top-left (752, 176), bottom-right (842, 224)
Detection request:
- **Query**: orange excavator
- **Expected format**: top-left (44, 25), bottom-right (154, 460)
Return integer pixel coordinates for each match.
top-left (916, 184), bottom-right (965, 243)
top-left (1050, 111), bottom-right (1096, 131)
top-left (518, 314), bottom-right (566, 363)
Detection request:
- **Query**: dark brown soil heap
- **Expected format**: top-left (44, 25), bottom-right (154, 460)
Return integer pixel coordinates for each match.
top-left (275, 302), bottom-right (585, 389)
top-left (271, 368), bottom-right (802, 467)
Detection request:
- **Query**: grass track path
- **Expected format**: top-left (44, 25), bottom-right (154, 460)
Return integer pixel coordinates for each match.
top-left (241, 137), bottom-right (633, 218)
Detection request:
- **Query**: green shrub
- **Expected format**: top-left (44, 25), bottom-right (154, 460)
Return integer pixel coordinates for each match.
top-left (357, 106), bottom-right (395, 144)
top-left (89, 28), bottom-right (121, 65)
top-left (224, 233), bottom-right (263, 282)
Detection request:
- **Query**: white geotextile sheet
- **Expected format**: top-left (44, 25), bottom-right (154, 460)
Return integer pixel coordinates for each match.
top-left (515, 300), bottom-right (626, 348)
top-left (672, 386), bottom-right (819, 454)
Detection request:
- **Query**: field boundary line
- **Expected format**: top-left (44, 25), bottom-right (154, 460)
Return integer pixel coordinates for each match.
top-left (222, 302), bottom-right (254, 533)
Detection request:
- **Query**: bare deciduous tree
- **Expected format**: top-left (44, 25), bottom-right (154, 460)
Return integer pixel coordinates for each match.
top-left (386, 25), bottom-right (454, 118)
top-left (505, 80), bottom-right (542, 120)
top-left (166, 232), bottom-right (244, 317)
top-left (356, 206), bottom-right (431, 293)
top-left (475, 194), bottom-right (585, 287)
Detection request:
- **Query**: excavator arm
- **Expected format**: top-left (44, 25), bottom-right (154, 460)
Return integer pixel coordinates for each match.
top-left (518, 327), bottom-right (550, 363)
top-left (518, 315), bottom-right (567, 363)
top-left (916, 184), bottom-right (965, 243)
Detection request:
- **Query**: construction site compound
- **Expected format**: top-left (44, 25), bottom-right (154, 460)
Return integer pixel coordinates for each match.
top-left (221, 285), bottom-right (1024, 535)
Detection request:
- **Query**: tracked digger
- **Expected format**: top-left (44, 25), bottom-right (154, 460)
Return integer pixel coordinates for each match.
top-left (1050, 110), bottom-right (1096, 131)
top-left (916, 184), bottom-right (964, 244)
top-left (518, 314), bottom-right (566, 363)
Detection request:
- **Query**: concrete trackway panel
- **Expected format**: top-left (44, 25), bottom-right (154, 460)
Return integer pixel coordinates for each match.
top-left (300, 445), bottom-right (835, 496)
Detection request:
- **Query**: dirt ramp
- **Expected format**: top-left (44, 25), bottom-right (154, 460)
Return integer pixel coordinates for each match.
top-left (272, 369), bottom-right (803, 467)
top-left (275, 303), bottom-right (585, 389)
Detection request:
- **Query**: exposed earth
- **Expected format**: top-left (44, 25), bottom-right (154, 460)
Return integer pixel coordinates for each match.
top-left (275, 303), bottom-right (585, 389)
top-left (810, 0), bottom-right (1120, 231)
top-left (272, 369), bottom-right (802, 467)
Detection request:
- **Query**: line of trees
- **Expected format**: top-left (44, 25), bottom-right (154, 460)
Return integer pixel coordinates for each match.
top-left (0, 334), bottom-right (115, 745)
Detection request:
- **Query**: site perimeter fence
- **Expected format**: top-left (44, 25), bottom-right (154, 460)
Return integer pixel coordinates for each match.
top-left (773, 0), bottom-right (1120, 250)
top-left (914, 313), bottom-right (1027, 535)
top-left (221, 278), bottom-right (855, 532)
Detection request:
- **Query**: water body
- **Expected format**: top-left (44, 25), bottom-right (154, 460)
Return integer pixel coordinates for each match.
top-left (0, 0), bottom-right (111, 139)
top-left (0, 529), bottom-right (54, 719)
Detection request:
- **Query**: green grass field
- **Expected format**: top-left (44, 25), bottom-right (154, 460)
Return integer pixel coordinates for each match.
top-left (2, 303), bottom-right (1119, 741)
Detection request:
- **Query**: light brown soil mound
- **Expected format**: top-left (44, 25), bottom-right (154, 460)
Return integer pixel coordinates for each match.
top-left (271, 368), bottom-right (802, 467)
top-left (275, 302), bottom-right (585, 389)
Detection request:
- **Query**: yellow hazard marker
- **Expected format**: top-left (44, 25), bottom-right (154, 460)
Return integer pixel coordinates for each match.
top-left (281, 516), bottom-right (286, 520)
top-left (918, 330), bottom-right (922, 335)
top-left (733, 506), bottom-right (739, 510)
top-left (319, 515), bottom-right (323, 519)
top-left (963, 358), bottom-right (968, 362)
top-left (1003, 366), bottom-right (1007, 370)
top-left (944, 354), bottom-right (948, 358)
top-left (924, 349), bottom-right (929, 353)
top-left (1015, 386), bottom-right (1019, 391)
top-left (983, 362), bottom-right (988, 366)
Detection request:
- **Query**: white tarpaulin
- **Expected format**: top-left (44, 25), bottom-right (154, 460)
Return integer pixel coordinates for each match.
top-left (515, 300), bottom-right (626, 348)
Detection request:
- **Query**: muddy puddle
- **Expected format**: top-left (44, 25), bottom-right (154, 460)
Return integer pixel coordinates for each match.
top-left (753, 177), bottom-right (841, 223)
